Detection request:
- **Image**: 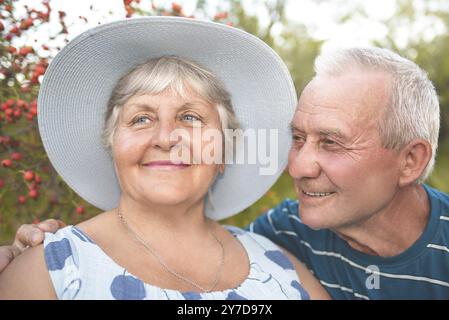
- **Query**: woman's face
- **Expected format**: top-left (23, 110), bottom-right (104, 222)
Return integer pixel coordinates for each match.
top-left (112, 86), bottom-right (223, 208)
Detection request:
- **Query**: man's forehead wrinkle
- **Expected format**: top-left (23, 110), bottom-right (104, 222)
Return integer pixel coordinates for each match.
top-left (347, 129), bottom-right (367, 146)
top-left (296, 108), bottom-right (318, 116)
top-left (297, 102), bottom-right (354, 119)
top-left (302, 100), bottom-right (341, 110)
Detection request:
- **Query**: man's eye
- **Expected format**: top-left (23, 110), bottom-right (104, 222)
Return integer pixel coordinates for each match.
top-left (323, 139), bottom-right (336, 145)
top-left (322, 139), bottom-right (341, 149)
top-left (132, 115), bottom-right (152, 125)
top-left (292, 135), bottom-right (306, 142)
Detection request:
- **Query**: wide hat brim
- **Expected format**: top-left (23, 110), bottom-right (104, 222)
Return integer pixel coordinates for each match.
top-left (38, 17), bottom-right (296, 220)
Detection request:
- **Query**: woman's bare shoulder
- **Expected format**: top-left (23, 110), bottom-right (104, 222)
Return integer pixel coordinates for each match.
top-left (0, 244), bottom-right (56, 299)
top-left (75, 210), bottom-right (117, 239)
top-left (77, 210), bottom-right (115, 226)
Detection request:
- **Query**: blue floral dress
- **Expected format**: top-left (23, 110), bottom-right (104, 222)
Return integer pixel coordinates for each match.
top-left (43, 225), bottom-right (309, 300)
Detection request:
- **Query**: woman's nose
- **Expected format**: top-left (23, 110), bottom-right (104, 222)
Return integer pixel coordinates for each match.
top-left (151, 120), bottom-right (179, 151)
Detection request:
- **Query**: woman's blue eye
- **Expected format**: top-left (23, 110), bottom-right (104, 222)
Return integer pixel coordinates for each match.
top-left (133, 115), bottom-right (151, 124)
top-left (182, 114), bottom-right (201, 122)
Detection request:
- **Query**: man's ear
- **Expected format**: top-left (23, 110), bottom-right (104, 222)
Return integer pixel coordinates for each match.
top-left (398, 139), bottom-right (432, 187)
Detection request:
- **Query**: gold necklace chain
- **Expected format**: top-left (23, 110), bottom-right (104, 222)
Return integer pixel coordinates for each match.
top-left (117, 210), bottom-right (225, 293)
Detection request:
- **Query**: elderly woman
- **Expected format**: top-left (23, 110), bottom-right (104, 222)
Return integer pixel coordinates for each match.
top-left (0, 17), bottom-right (328, 299)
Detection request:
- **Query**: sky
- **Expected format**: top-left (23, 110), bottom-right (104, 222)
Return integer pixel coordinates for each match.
top-left (12, 0), bottom-right (448, 54)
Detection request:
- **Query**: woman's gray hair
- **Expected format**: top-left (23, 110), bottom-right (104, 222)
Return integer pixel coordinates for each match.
top-left (102, 55), bottom-right (240, 159)
top-left (314, 47), bottom-right (440, 182)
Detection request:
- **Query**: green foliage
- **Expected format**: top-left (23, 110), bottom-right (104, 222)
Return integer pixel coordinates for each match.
top-left (370, 0), bottom-right (449, 194)
top-left (275, 25), bottom-right (323, 94)
top-left (0, 0), bottom-right (98, 244)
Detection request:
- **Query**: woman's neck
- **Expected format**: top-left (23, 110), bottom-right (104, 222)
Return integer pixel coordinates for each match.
top-left (116, 194), bottom-right (213, 241)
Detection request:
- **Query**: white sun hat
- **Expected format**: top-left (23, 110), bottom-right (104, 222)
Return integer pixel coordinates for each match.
top-left (38, 16), bottom-right (296, 220)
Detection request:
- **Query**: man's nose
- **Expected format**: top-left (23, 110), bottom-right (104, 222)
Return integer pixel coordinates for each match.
top-left (288, 140), bottom-right (321, 179)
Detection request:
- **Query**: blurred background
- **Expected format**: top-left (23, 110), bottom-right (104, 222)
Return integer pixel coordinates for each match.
top-left (1, 0), bottom-right (448, 244)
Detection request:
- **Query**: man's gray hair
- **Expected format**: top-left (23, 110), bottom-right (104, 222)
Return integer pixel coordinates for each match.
top-left (314, 47), bottom-right (440, 182)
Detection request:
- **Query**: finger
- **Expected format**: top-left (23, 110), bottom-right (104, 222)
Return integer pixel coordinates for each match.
top-left (37, 218), bottom-right (66, 233)
top-left (13, 224), bottom-right (41, 250)
top-left (0, 246), bottom-right (16, 273)
top-left (8, 244), bottom-right (22, 258)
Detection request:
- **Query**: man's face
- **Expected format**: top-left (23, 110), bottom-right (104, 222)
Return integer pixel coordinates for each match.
top-left (288, 70), bottom-right (402, 230)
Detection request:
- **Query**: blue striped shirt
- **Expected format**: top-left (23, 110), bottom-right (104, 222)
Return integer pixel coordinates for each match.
top-left (249, 184), bottom-right (449, 299)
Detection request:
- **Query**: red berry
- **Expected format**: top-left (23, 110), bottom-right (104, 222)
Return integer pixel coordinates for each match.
top-left (29, 181), bottom-right (38, 190)
top-left (18, 195), bottom-right (26, 204)
top-left (25, 18), bottom-right (33, 28)
top-left (124, 5), bottom-right (134, 17)
top-left (31, 74), bottom-right (39, 84)
top-left (1, 159), bottom-right (12, 167)
top-left (16, 99), bottom-right (27, 108)
top-left (11, 152), bottom-right (22, 161)
top-left (10, 26), bottom-right (20, 34)
top-left (0, 136), bottom-right (11, 145)
top-left (30, 105), bottom-right (37, 116)
top-left (19, 19), bottom-right (27, 30)
top-left (28, 189), bottom-right (39, 199)
top-left (19, 46), bottom-right (33, 56)
top-left (29, 99), bottom-right (37, 109)
top-left (35, 174), bottom-right (42, 184)
top-left (24, 170), bottom-right (35, 181)
top-left (33, 218), bottom-right (40, 225)
top-left (214, 12), bottom-right (228, 20)
top-left (13, 109), bottom-right (22, 118)
top-left (34, 65), bottom-right (46, 75)
top-left (172, 2), bottom-right (182, 12)
top-left (76, 206), bottom-right (85, 215)
top-left (0, 179), bottom-right (4, 188)
top-left (6, 99), bottom-right (15, 107)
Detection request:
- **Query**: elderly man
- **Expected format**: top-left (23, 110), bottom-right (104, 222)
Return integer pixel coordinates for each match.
top-left (249, 47), bottom-right (449, 299)
top-left (1, 47), bottom-right (448, 299)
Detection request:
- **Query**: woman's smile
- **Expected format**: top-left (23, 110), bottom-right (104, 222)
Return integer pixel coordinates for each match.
top-left (141, 160), bottom-right (192, 170)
